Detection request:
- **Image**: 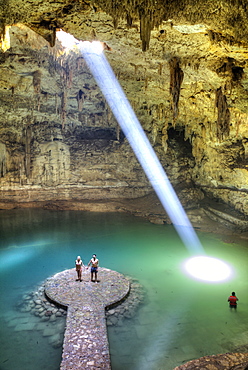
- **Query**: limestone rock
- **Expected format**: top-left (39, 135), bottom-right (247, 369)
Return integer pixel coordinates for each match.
top-left (0, 4), bottom-right (247, 226)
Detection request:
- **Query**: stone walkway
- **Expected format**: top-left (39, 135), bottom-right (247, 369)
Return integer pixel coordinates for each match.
top-left (45, 267), bottom-right (130, 370)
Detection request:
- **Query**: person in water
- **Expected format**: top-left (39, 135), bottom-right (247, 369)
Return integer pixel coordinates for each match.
top-left (75, 255), bottom-right (83, 281)
top-left (228, 292), bottom-right (239, 309)
top-left (88, 254), bottom-right (99, 282)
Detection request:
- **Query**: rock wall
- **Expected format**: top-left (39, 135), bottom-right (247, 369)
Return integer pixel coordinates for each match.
top-left (0, 24), bottom-right (195, 206)
top-left (0, 5), bottom-right (248, 220)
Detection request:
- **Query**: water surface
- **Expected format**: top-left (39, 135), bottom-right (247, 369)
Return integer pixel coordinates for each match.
top-left (0, 209), bottom-right (247, 370)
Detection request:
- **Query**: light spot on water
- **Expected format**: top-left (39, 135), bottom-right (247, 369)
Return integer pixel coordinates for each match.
top-left (183, 255), bottom-right (233, 282)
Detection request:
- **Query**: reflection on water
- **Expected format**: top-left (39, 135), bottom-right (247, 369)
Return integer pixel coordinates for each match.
top-left (0, 209), bottom-right (247, 370)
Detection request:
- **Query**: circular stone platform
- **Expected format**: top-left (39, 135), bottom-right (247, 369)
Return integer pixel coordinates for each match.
top-left (45, 267), bottom-right (130, 370)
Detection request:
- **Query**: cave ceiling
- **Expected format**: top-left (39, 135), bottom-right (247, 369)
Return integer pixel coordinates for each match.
top-left (0, 0), bottom-right (248, 220)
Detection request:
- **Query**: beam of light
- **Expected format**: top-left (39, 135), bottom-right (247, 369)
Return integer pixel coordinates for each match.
top-left (0, 240), bottom-right (50, 271)
top-left (56, 29), bottom-right (81, 54)
top-left (0, 248), bottom-right (37, 271)
top-left (56, 29), bottom-right (77, 49)
top-left (77, 40), bottom-right (204, 255)
top-left (183, 256), bottom-right (233, 282)
top-left (55, 32), bottom-right (235, 283)
top-left (1, 240), bottom-right (51, 251)
top-left (133, 295), bottom-right (191, 370)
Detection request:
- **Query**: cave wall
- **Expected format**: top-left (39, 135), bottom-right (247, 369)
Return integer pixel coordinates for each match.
top-left (0, 25), bottom-right (152, 203)
top-left (0, 1), bottom-right (248, 217)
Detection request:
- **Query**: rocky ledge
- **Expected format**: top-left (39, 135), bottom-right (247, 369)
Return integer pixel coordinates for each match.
top-left (174, 352), bottom-right (248, 370)
top-left (1, 192), bottom-right (247, 238)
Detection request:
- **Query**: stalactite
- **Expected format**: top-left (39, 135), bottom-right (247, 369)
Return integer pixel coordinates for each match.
top-left (126, 13), bottom-right (133, 28)
top-left (67, 68), bottom-right (73, 88)
top-left (0, 143), bottom-right (7, 177)
top-left (151, 124), bottom-right (158, 145)
top-left (25, 126), bottom-right (32, 178)
top-left (55, 93), bottom-right (58, 114)
top-left (235, 112), bottom-right (248, 137)
top-left (77, 90), bottom-right (85, 112)
top-left (0, 23), bottom-right (5, 44)
top-left (155, 105), bottom-right (158, 119)
top-left (33, 70), bottom-right (41, 94)
top-left (116, 125), bottom-right (120, 141)
top-left (140, 11), bottom-right (152, 52)
top-left (50, 27), bottom-right (57, 48)
top-left (224, 78), bottom-right (232, 96)
top-left (33, 70), bottom-right (41, 111)
top-left (158, 63), bottom-right (163, 76)
top-left (94, 114), bottom-right (98, 124)
top-left (161, 103), bottom-right (165, 120)
top-left (76, 57), bottom-right (86, 70)
top-left (113, 16), bottom-right (119, 29)
top-left (58, 60), bottom-right (73, 128)
top-left (61, 90), bottom-right (67, 129)
top-left (162, 125), bottom-right (168, 153)
top-left (169, 56), bottom-right (184, 124)
top-left (130, 99), bottom-right (137, 111)
top-left (19, 160), bottom-right (25, 185)
top-left (37, 95), bottom-right (40, 112)
top-left (242, 139), bottom-right (248, 159)
top-left (107, 108), bottom-right (112, 122)
top-left (144, 77), bottom-right (149, 90)
top-left (60, 63), bottom-right (73, 88)
top-left (156, 103), bottom-right (164, 120)
top-left (215, 87), bottom-right (230, 140)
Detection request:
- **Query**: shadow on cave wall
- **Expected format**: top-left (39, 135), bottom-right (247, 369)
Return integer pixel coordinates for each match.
top-left (167, 126), bottom-right (194, 158)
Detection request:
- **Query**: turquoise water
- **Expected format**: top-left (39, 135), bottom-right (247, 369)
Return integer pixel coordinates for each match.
top-left (0, 209), bottom-right (247, 370)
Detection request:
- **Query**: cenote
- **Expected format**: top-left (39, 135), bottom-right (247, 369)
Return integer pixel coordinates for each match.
top-left (0, 208), bottom-right (247, 370)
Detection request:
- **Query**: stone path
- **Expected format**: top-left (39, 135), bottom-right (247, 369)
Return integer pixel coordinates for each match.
top-left (45, 267), bottom-right (130, 370)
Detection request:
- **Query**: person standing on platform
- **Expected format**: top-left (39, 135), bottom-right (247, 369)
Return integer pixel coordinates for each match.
top-left (228, 292), bottom-right (239, 309)
top-left (75, 255), bottom-right (83, 281)
top-left (88, 254), bottom-right (99, 282)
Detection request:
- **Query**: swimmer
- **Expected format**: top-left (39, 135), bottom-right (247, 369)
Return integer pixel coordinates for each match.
top-left (228, 292), bottom-right (239, 309)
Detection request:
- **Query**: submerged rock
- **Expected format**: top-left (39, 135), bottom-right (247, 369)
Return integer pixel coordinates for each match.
top-left (14, 273), bottom-right (145, 351)
top-left (174, 352), bottom-right (248, 370)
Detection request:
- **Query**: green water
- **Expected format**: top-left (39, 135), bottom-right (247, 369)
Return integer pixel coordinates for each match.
top-left (0, 209), bottom-right (247, 370)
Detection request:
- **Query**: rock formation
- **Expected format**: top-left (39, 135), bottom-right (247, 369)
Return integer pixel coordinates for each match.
top-left (0, 1), bottom-right (248, 368)
top-left (0, 1), bottom-right (247, 232)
